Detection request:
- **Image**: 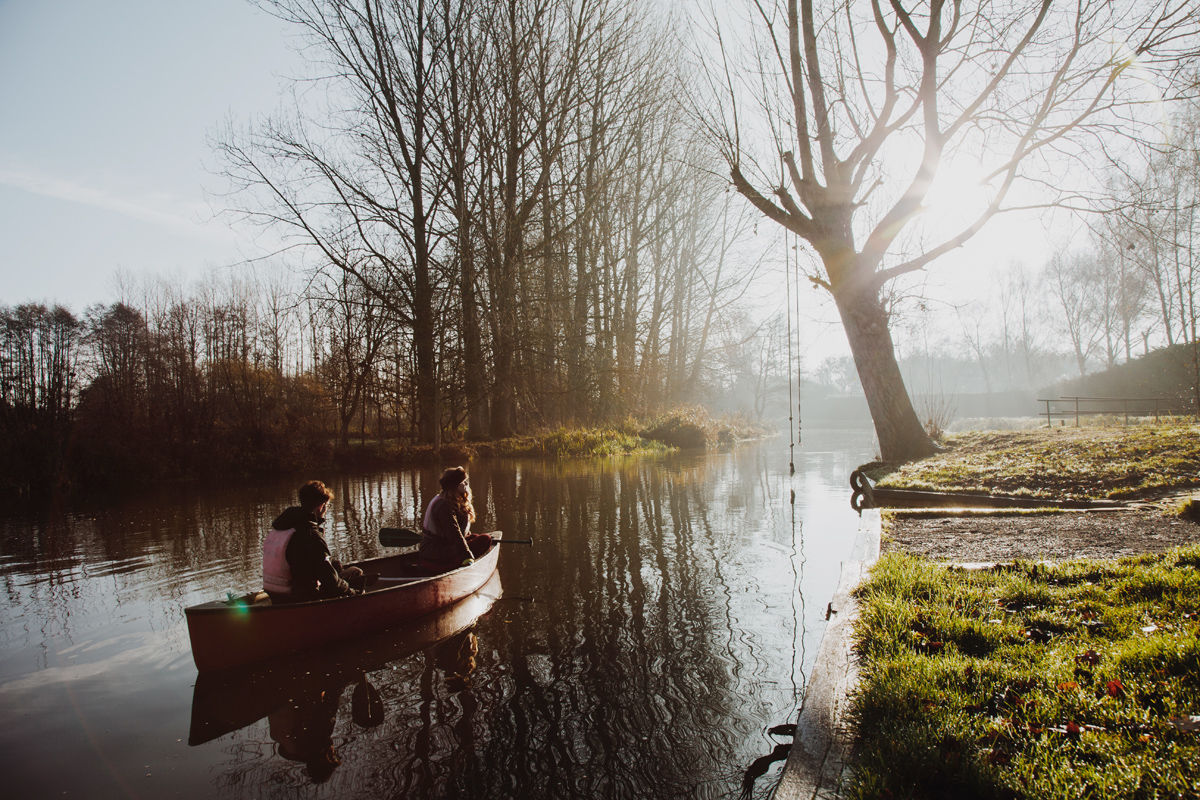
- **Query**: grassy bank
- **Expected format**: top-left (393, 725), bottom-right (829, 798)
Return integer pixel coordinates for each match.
top-left (337, 407), bottom-right (772, 467)
top-left (870, 425), bottom-right (1200, 501)
top-left (849, 548), bottom-right (1200, 800)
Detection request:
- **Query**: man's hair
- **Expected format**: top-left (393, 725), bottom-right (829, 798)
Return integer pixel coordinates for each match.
top-left (299, 480), bottom-right (334, 511)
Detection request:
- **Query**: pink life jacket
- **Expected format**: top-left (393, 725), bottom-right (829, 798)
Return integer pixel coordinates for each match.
top-left (262, 527), bottom-right (296, 595)
top-left (423, 495), bottom-right (441, 533)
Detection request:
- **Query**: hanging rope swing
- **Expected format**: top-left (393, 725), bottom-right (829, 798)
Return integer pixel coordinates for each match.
top-left (785, 228), bottom-right (803, 476)
top-left (785, 228), bottom-right (796, 476)
top-left (793, 230), bottom-right (803, 452)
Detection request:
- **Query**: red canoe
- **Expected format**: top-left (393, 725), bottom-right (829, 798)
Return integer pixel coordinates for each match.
top-left (185, 532), bottom-right (502, 672)
top-left (188, 570), bottom-right (503, 745)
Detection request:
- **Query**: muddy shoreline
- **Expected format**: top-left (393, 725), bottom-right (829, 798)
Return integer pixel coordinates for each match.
top-left (883, 508), bottom-right (1200, 562)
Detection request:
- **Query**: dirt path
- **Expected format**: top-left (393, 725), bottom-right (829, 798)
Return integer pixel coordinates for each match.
top-left (883, 509), bottom-right (1200, 562)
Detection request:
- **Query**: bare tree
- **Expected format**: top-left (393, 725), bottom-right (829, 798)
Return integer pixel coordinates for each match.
top-left (997, 263), bottom-right (1054, 389)
top-left (1044, 249), bottom-right (1103, 377)
top-left (221, 0), bottom-right (462, 445)
top-left (1098, 97), bottom-right (1200, 359)
top-left (705, 0), bottom-right (1199, 460)
top-left (0, 304), bottom-right (83, 487)
top-left (312, 268), bottom-right (397, 448)
top-left (212, 0), bottom-right (766, 447)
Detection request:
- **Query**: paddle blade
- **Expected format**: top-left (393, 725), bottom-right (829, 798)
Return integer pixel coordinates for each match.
top-left (379, 527), bottom-right (422, 547)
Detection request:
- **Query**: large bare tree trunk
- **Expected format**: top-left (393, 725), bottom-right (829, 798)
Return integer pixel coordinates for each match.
top-left (834, 281), bottom-right (937, 462)
top-left (441, 0), bottom-right (487, 441)
top-left (412, 262), bottom-right (439, 448)
top-left (460, 241), bottom-right (488, 440)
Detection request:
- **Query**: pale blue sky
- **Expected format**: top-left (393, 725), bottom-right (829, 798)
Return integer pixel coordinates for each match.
top-left (0, 0), bottom-right (300, 310)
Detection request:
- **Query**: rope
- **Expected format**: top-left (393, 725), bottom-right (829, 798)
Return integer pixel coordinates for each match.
top-left (789, 484), bottom-right (805, 704)
top-left (793, 232), bottom-right (802, 448)
top-left (785, 228), bottom-right (795, 475)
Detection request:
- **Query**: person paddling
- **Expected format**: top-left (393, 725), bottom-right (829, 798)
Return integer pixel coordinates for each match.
top-left (419, 467), bottom-right (492, 572)
top-left (263, 480), bottom-right (363, 604)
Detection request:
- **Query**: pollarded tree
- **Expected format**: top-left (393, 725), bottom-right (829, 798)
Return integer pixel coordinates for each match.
top-left (707, 0), bottom-right (1199, 460)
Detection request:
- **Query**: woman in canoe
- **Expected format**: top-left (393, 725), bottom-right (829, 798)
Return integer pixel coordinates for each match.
top-left (420, 467), bottom-right (492, 572)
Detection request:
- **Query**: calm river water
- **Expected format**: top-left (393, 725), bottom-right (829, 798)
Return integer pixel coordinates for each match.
top-left (0, 428), bottom-right (875, 799)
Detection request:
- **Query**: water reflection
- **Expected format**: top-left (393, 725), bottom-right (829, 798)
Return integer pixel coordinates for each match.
top-left (269, 679), bottom-right (347, 782)
top-left (467, 458), bottom-right (790, 798)
top-left (191, 572), bottom-right (500, 792)
top-left (0, 431), bottom-right (875, 799)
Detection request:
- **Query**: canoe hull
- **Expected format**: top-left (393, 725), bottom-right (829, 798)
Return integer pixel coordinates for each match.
top-left (185, 535), bottom-right (501, 672)
top-left (188, 570), bottom-right (502, 745)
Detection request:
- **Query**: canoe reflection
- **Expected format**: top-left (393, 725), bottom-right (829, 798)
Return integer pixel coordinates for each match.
top-left (265, 672), bottom-right (385, 783)
top-left (188, 571), bottom-right (501, 749)
top-left (269, 680), bottom-right (344, 782)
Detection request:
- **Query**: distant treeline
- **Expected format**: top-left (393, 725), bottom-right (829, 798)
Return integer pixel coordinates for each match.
top-left (0, 296), bottom-right (335, 491)
top-left (1056, 342), bottom-right (1200, 411)
top-left (0, 256), bottom-right (769, 492)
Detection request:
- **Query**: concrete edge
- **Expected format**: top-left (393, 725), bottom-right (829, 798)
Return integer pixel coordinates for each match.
top-left (772, 510), bottom-right (881, 800)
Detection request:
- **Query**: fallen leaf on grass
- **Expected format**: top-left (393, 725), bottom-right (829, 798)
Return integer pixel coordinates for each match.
top-left (1106, 680), bottom-right (1126, 698)
top-left (1048, 721), bottom-right (1105, 736)
top-left (1169, 716), bottom-right (1200, 732)
top-left (1057, 681), bottom-right (1080, 693)
top-left (1025, 627), bottom-right (1055, 643)
top-left (986, 748), bottom-right (1011, 765)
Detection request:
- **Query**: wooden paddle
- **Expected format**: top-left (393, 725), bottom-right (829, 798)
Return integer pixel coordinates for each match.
top-left (378, 528), bottom-right (532, 547)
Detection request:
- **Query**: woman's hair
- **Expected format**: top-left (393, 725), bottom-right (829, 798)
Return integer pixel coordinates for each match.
top-left (439, 467), bottom-right (476, 524)
top-left (454, 484), bottom-right (477, 524)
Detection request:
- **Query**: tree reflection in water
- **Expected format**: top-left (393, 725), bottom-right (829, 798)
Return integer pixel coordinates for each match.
top-left (249, 451), bottom-right (839, 799)
top-left (1, 434), bottom-right (870, 799)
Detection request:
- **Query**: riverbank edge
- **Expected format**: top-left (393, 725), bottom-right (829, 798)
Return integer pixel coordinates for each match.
top-left (10, 423), bottom-right (778, 502)
top-left (772, 509), bottom-right (881, 800)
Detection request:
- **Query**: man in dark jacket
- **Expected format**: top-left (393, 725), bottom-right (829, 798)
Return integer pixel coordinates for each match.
top-left (263, 480), bottom-right (362, 604)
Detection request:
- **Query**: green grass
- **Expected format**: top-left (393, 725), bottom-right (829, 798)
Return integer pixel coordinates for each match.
top-left (475, 426), bottom-right (673, 458)
top-left (638, 404), bottom-right (770, 449)
top-left (327, 407), bottom-right (773, 465)
top-left (873, 425), bottom-right (1200, 501)
top-left (848, 547), bottom-right (1200, 799)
